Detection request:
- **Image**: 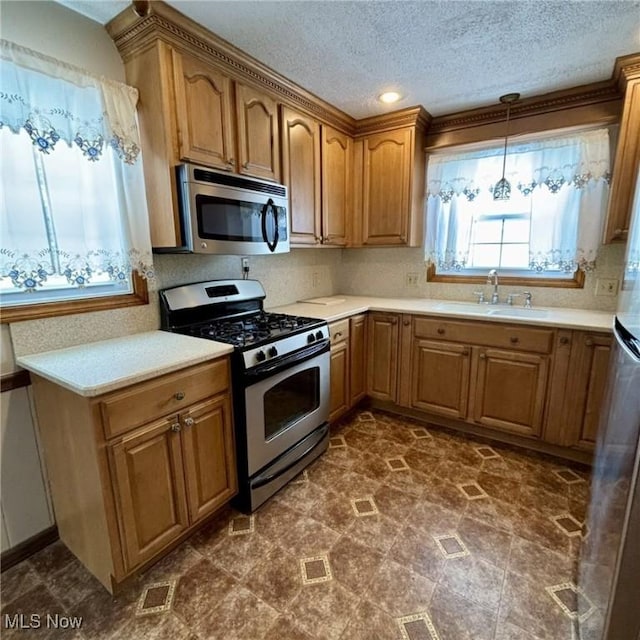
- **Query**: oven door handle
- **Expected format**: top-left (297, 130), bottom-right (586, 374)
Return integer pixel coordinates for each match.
top-left (251, 423), bottom-right (329, 489)
top-left (245, 339), bottom-right (329, 377)
top-left (261, 198), bottom-right (279, 253)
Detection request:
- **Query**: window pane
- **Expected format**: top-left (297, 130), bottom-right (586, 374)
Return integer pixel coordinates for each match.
top-left (503, 218), bottom-right (531, 243)
top-left (470, 244), bottom-right (501, 267)
top-left (473, 219), bottom-right (502, 243)
top-left (500, 244), bottom-right (530, 269)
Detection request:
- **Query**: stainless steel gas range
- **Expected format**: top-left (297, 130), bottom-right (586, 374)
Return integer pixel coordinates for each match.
top-left (160, 279), bottom-right (329, 512)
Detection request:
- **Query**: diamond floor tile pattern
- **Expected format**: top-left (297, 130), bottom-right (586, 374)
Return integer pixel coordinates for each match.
top-left (0, 409), bottom-right (594, 639)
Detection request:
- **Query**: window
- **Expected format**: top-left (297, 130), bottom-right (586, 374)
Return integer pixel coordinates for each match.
top-left (0, 40), bottom-right (154, 322)
top-left (425, 128), bottom-right (611, 286)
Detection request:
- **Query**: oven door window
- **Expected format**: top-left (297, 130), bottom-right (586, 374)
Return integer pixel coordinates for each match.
top-left (263, 366), bottom-right (320, 441)
top-left (196, 195), bottom-right (287, 242)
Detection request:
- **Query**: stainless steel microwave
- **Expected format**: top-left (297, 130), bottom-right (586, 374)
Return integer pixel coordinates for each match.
top-left (175, 163), bottom-right (289, 255)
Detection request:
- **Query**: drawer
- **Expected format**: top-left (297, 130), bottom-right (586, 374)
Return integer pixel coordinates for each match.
top-left (100, 358), bottom-right (229, 439)
top-left (413, 317), bottom-right (554, 354)
top-left (329, 319), bottom-right (350, 345)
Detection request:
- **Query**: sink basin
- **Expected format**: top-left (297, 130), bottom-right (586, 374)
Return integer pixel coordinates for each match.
top-left (487, 307), bottom-right (549, 319)
top-left (433, 301), bottom-right (549, 319)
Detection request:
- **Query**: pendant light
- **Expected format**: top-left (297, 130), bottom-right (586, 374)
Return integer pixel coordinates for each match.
top-left (493, 92), bottom-right (520, 201)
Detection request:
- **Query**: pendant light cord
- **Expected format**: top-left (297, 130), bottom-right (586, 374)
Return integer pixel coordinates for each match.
top-left (499, 101), bottom-right (511, 181)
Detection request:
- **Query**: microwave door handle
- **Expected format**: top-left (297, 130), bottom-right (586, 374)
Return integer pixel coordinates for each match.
top-left (261, 199), bottom-right (279, 253)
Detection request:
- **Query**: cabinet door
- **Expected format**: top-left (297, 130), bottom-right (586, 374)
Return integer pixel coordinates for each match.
top-left (604, 77), bottom-right (640, 243)
top-left (181, 395), bottom-right (237, 523)
top-left (362, 128), bottom-right (412, 245)
top-left (367, 313), bottom-right (399, 402)
top-left (411, 339), bottom-right (471, 420)
top-left (473, 349), bottom-right (549, 438)
top-left (349, 314), bottom-right (367, 406)
top-left (235, 83), bottom-right (280, 181)
top-left (330, 340), bottom-right (350, 422)
top-left (174, 51), bottom-right (235, 170)
top-left (110, 417), bottom-right (188, 572)
top-left (322, 126), bottom-right (351, 246)
top-left (280, 107), bottom-right (321, 245)
top-left (568, 333), bottom-right (612, 451)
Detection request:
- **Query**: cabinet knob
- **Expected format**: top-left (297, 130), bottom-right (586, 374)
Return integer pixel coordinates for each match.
top-left (391, 318), bottom-right (398, 325)
top-left (174, 391), bottom-right (185, 401)
top-left (171, 422), bottom-right (181, 433)
top-left (585, 339), bottom-right (594, 347)
top-left (510, 336), bottom-right (519, 344)
top-left (242, 161), bottom-right (249, 169)
top-left (462, 349), bottom-right (470, 356)
top-left (479, 353), bottom-right (487, 359)
top-left (403, 320), bottom-right (410, 326)
top-left (437, 327), bottom-right (445, 335)
top-left (183, 416), bottom-right (195, 428)
top-left (559, 336), bottom-right (570, 345)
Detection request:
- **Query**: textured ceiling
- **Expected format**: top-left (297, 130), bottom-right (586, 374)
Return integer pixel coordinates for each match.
top-left (57, 0), bottom-right (640, 118)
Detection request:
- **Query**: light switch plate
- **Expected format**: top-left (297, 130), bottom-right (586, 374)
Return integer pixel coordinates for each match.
top-left (595, 278), bottom-right (618, 296)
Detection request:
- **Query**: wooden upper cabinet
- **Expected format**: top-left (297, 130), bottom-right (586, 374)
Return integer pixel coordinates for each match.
top-left (605, 75), bottom-right (640, 243)
top-left (280, 107), bottom-right (322, 245)
top-left (173, 50), bottom-right (236, 170)
top-left (361, 128), bottom-right (412, 245)
top-left (322, 126), bottom-right (352, 246)
top-left (235, 83), bottom-right (280, 181)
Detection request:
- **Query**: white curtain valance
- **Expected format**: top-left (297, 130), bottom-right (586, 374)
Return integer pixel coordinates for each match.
top-left (0, 41), bottom-right (154, 295)
top-left (427, 128), bottom-right (611, 201)
top-left (0, 39), bottom-right (141, 163)
top-left (425, 128), bottom-right (611, 274)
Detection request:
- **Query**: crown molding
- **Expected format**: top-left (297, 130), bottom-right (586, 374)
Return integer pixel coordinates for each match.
top-left (106, 1), bottom-right (357, 134)
top-left (354, 106), bottom-right (432, 136)
top-left (612, 52), bottom-right (640, 87)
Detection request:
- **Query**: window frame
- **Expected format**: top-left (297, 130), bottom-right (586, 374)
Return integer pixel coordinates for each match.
top-left (0, 271), bottom-right (149, 323)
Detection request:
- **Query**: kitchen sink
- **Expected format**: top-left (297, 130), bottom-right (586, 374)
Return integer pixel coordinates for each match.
top-left (433, 301), bottom-right (549, 319)
top-left (486, 307), bottom-right (549, 319)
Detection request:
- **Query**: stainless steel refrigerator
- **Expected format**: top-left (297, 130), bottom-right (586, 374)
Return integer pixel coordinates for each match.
top-left (578, 169), bottom-right (640, 640)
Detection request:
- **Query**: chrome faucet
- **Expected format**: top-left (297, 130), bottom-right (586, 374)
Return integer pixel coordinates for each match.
top-left (487, 269), bottom-right (499, 304)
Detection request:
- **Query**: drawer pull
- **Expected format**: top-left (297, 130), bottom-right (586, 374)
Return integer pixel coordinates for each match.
top-left (171, 422), bottom-right (181, 433)
top-left (174, 391), bottom-right (185, 401)
top-left (183, 417), bottom-right (195, 428)
top-left (334, 332), bottom-right (343, 339)
top-left (559, 336), bottom-right (570, 345)
top-left (586, 339), bottom-right (594, 347)
top-left (480, 353), bottom-right (486, 359)
top-left (437, 328), bottom-right (445, 335)
top-left (510, 336), bottom-right (519, 344)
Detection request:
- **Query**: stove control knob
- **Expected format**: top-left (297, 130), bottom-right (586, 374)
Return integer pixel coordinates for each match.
top-left (268, 346), bottom-right (278, 358)
top-left (255, 350), bottom-right (266, 362)
top-left (307, 333), bottom-right (316, 344)
top-left (315, 330), bottom-right (324, 340)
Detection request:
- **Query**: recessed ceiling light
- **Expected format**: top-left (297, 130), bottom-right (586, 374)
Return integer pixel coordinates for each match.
top-left (379, 91), bottom-right (402, 104)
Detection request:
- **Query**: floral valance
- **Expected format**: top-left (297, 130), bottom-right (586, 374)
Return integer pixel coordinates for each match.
top-left (0, 39), bottom-right (141, 164)
top-left (0, 41), bottom-right (154, 298)
top-left (427, 128), bottom-right (611, 202)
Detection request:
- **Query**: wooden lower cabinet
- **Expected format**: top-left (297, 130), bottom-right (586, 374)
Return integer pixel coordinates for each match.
top-left (110, 416), bottom-right (189, 572)
top-left (30, 358), bottom-right (237, 592)
top-left (329, 315), bottom-right (367, 422)
top-left (411, 339), bottom-right (470, 419)
top-left (473, 348), bottom-right (549, 438)
top-left (367, 313), bottom-right (399, 402)
top-left (545, 331), bottom-right (613, 451)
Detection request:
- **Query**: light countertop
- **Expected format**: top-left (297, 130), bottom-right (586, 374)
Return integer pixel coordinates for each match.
top-left (16, 296), bottom-right (613, 398)
top-left (16, 331), bottom-right (233, 398)
top-left (270, 295), bottom-right (614, 332)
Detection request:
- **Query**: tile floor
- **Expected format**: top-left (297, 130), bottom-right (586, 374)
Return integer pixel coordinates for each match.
top-left (1, 409), bottom-right (595, 640)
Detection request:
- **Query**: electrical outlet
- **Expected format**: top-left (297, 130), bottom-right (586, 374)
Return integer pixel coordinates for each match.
top-left (406, 272), bottom-right (419, 286)
top-left (241, 257), bottom-right (250, 278)
top-left (595, 278), bottom-right (619, 297)
top-left (312, 272), bottom-right (320, 288)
